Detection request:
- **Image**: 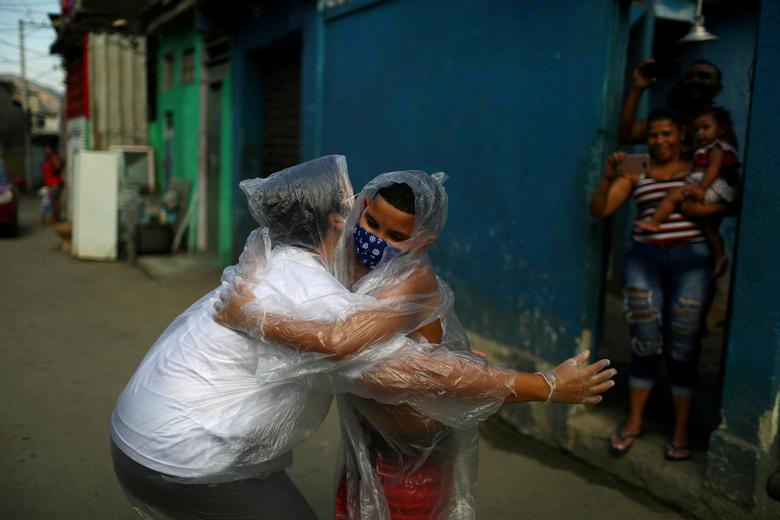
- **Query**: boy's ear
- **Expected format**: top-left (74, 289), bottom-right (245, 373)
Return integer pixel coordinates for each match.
top-left (412, 234), bottom-right (437, 252)
top-left (328, 213), bottom-right (345, 233)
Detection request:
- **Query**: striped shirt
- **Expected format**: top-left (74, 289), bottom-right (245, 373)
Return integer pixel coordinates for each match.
top-left (632, 176), bottom-right (705, 245)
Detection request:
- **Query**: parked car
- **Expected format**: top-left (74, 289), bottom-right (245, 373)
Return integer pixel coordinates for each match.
top-left (0, 181), bottom-right (19, 235)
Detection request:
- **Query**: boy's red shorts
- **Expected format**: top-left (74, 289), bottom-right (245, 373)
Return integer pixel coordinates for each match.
top-left (335, 452), bottom-right (453, 520)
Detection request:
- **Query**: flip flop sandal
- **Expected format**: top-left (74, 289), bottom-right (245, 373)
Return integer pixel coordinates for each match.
top-left (664, 442), bottom-right (692, 462)
top-left (608, 427), bottom-right (644, 457)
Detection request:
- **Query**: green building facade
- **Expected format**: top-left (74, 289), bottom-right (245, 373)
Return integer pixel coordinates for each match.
top-left (147, 15), bottom-right (234, 265)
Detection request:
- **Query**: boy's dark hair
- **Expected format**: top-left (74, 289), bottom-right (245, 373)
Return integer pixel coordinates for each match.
top-left (376, 182), bottom-right (415, 215)
top-left (647, 107), bottom-right (685, 129)
top-left (694, 106), bottom-right (738, 149)
top-left (691, 59), bottom-right (722, 82)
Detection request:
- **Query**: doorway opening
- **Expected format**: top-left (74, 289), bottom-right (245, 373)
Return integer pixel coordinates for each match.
top-left (257, 39), bottom-right (302, 178)
top-left (597, 10), bottom-right (740, 454)
top-left (233, 36), bottom-right (302, 261)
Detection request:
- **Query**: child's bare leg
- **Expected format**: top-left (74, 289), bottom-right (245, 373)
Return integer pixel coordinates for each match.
top-left (703, 222), bottom-right (728, 277)
top-left (679, 200), bottom-right (728, 219)
top-left (680, 201), bottom-right (729, 277)
top-left (635, 187), bottom-right (685, 232)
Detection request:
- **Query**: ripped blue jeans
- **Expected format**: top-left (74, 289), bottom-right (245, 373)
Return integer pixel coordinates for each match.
top-left (623, 241), bottom-right (714, 398)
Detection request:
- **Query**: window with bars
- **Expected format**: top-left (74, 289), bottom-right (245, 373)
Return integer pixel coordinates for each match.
top-left (162, 53), bottom-right (174, 89)
top-left (182, 48), bottom-right (195, 85)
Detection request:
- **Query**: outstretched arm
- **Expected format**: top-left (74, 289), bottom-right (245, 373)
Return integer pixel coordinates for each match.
top-left (317, 347), bottom-right (616, 427)
top-left (215, 257), bottom-right (615, 416)
top-left (214, 279), bottom-right (615, 407)
top-left (215, 286), bottom-right (615, 426)
top-left (358, 349), bottom-right (615, 406)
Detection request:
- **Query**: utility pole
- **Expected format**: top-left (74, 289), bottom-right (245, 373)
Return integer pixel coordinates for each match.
top-left (18, 19), bottom-right (32, 189)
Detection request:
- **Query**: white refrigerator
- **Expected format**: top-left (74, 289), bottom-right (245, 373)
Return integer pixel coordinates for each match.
top-left (71, 150), bottom-right (120, 261)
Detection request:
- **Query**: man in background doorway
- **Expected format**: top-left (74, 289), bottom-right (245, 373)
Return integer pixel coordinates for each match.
top-left (619, 59), bottom-right (723, 144)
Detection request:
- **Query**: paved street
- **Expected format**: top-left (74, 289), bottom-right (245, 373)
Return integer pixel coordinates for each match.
top-left (0, 195), bottom-right (684, 519)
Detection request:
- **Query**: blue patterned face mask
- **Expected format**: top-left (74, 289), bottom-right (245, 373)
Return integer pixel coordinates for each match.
top-left (353, 224), bottom-right (402, 270)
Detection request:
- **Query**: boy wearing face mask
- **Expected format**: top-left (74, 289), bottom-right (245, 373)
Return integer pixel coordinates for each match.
top-left (350, 182), bottom-right (445, 344)
top-left (338, 181), bottom-right (457, 518)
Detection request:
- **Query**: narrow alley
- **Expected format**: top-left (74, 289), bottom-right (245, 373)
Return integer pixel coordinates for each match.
top-left (1, 196), bottom-right (682, 519)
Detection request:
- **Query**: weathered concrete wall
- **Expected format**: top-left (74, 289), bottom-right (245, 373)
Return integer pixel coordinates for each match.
top-left (318, 0), bottom-right (625, 366)
top-left (705, 0), bottom-right (780, 508)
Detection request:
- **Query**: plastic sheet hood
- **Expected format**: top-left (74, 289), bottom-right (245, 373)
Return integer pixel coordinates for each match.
top-left (239, 155), bottom-right (353, 251)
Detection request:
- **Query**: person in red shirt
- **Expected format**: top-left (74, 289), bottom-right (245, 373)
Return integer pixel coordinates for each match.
top-left (42, 145), bottom-right (64, 223)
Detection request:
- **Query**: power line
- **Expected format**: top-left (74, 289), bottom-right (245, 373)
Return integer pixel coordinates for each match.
top-left (0, 37), bottom-right (51, 56)
top-left (30, 62), bottom-right (58, 74)
top-left (0, 38), bottom-right (49, 56)
top-left (0, 2), bottom-right (57, 6)
top-left (0, 7), bottom-right (50, 13)
top-left (0, 20), bottom-right (51, 29)
top-left (0, 54), bottom-right (52, 75)
top-left (25, 25), bottom-right (54, 31)
top-left (0, 0), bottom-right (56, 4)
top-left (0, 62), bottom-right (63, 87)
top-left (31, 67), bottom-right (62, 82)
top-left (0, 6), bottom-right (54, 11)
top-left (26, 53), bottom-right (58, 59)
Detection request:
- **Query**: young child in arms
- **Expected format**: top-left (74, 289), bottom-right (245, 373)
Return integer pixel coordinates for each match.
top-left (636, 107), bottom-right (740, 276)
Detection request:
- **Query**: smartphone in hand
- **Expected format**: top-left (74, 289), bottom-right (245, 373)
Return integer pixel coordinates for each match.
top-left (641, 60), bottom-right (681, 80)
top-left (617, 153), bottom-right (650, 177)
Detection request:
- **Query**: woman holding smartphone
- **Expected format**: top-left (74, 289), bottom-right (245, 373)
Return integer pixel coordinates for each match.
top-left (590, 107), bottom-right (714, 462)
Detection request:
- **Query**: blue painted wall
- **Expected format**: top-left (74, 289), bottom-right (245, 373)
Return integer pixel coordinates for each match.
top-left (705, 0), bottom-right (780, 505)
top-left (318, 0), bottom-right (626, 361)
top-left (222, 0), bottom-right (772, 502)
